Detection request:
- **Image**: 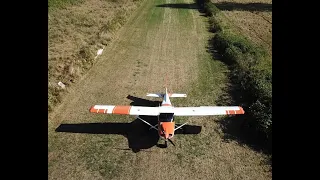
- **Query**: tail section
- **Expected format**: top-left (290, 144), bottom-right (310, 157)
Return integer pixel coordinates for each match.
top-left (167, 87), bottom-right (187, 97)
top-left (146, 88), bottom-right (187, 98)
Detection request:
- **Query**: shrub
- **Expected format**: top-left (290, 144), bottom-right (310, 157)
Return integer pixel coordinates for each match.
top-left (197, 0), bottom-right (272, 150)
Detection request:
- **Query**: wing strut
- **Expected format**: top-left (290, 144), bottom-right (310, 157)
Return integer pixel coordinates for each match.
top-left (136, 116), bottom-right (158, 130)
top-left (174, 122), bottom-right (188, 131)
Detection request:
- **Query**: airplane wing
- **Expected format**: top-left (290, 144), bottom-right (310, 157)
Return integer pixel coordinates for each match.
top-left (89, 105), bottom-right (160, 116)
top-left (173, 106), bottom-right (244, 116)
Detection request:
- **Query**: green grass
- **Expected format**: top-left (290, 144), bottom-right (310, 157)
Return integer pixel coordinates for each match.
top-left (176, 0), bottom-right (193, 28)
top-left (171, 30), bottom-right (231, 160)
top-left (80, 135), bottom-right (123, 178)
top-left (149, 0), bottom-right (165, 27)
top-left (173, 51), bottom-right (230, 107)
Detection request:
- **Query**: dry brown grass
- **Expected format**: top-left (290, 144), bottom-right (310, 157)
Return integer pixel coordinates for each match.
top-left (48, 0), bottom-right (143, 112)
top-left (211, 0), bottom-right (272, 55)
top-left (48, 0), bottom-right (271, 179)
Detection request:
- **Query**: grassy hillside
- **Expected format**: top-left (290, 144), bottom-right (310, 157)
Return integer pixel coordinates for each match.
top-left (48, 0), bottom-right (143, 112)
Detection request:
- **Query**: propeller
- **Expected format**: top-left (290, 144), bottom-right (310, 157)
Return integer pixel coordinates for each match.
top-left (164, 140), bottom-right (168, 147)
top-left (168, 138), bottom-right (175, 146)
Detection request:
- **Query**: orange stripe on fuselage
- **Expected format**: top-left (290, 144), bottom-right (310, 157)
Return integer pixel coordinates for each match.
top-left (162, 104), bottom-right (171, 106)
top-left (112, 106), bottom-right (131, 115)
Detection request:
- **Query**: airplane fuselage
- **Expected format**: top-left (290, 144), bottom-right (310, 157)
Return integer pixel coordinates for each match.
top-left (158, 88), bottom-right (175, 140)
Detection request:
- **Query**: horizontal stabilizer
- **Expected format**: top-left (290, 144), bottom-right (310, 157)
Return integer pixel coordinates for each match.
top-left (169, 93), bottom-right (187, 97)
top-left (146, 93), bottom-right (163, 98)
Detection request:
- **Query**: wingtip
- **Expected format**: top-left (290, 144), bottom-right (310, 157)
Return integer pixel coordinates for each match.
top-left (239, 106), bottom-right (245, 114)
top-left (89, 106), bottom-right (96, 113)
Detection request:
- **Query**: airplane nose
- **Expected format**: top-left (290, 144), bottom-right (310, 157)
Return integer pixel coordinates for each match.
top-left (165, 133), bottom-right (169, 139)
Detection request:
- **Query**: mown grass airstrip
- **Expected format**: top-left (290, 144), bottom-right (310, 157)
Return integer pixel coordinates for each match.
top-left (49, 0), bottom-right (271, 179)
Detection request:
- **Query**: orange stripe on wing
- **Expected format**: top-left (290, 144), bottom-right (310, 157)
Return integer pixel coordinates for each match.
top-left (226, 107), bottom-right (245, 115)
top-left (89, 106), bottom-right (108, 114)
top-left (97, 109), bottom-right (106, 113)
top-left (89, 106), bottom-right (96, 113)
top-left (235, 107), bottom-right (245, 114)
top-left (112, 106), bottom-right (132, 115)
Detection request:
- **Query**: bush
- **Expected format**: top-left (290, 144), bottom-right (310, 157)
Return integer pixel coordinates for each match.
top-left (197, 0), bottom-right (272, 150)
top-left (208, 16), bottom-right (222, 33)
top-left (204, 2), bottom-right (220, 16)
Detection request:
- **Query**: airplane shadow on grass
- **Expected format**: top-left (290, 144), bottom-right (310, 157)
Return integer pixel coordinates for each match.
top-left (55, 95), bottom-right (202, 153)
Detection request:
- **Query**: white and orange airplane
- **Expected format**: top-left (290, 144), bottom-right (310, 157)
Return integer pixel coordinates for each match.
top-left (89, 88), bottom-right (244, 146)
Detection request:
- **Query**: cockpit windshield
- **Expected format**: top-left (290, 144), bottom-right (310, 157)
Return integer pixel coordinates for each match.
top-left (159, 113), bottom-right (174, 122)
